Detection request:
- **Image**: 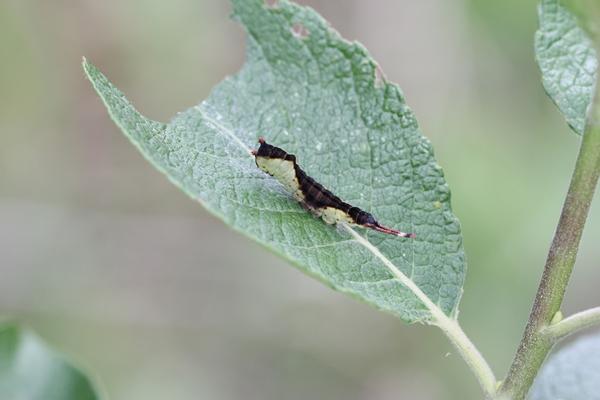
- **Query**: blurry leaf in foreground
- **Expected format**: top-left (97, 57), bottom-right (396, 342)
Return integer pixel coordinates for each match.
top-left (0, 323), bottom-right (99, 400)
top-left (535, 0), bottom-right (598, 135)
top-left (530, 333), bottom-right (600, 400)
top-left (84, 0), bottom-right (466, 324)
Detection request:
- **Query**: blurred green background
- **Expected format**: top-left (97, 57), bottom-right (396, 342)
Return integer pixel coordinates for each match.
top-left (1, 0), bottom-right (599, 399)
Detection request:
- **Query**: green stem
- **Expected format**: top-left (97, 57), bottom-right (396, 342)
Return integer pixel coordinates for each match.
top-left (498, 83), bottom-right (600, 399)
top-left (543, 306), bottom-right (600, 341)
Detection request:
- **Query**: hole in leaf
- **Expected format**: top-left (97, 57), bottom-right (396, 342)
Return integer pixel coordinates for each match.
top-left (291, 23), bottom-right (309, 39)
top-left (264, 0), bottom-right (279, 8)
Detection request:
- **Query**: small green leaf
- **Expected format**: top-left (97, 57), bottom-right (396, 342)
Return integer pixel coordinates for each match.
top-left (0, 323), bottom-right (99, 400)
top-left (550, 310), bottom-right (564, 325)
top-left (84, 0), bottom-right (466, 323)
top-left (535, 0), bottom-right (598, 135)
top-left (530, 334), bottom-right (600, 399)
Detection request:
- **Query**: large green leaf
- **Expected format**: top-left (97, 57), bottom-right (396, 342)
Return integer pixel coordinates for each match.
top-left (0, 323), bottom-right (99, 400)
top-left (84, 0), bottom-right (465, 323)
top-left (535, 0), bottom-right (598, 135)
top-left (530, 334), bottom-right (600, 399)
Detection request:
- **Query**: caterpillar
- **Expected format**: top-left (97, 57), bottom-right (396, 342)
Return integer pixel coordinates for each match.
top-left (252, 137), bottom-right (415, 238)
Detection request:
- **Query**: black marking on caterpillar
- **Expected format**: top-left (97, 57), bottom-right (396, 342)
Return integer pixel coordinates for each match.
top-left (251, 137), bottom-right (415, 238)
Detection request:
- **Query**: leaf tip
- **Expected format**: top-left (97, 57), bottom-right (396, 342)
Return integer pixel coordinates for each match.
top-left (81, 56), bottom-right (89, 72)
top-left (81, 57), bottom-right (98, 80)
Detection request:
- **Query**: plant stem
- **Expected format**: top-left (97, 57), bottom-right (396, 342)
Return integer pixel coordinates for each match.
top-left (499, 82), bottom-right (600, 399)
top-left (343, 225), bottom-right (498, 398)
top-left (543, 306), bottom-right (600, 341)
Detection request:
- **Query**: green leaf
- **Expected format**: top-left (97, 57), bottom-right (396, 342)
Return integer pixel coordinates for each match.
top-left (0, 323), bottom-right (100, 400)
top-left (530, 334), bottom-right (600, 399)
top-left (83, 0), bottom-right (465, 323)
top-left (535, 0), bottom-right (598, 135)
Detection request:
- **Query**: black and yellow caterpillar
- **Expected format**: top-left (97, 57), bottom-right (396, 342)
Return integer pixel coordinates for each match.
top-left (252, 137), bottom-right (415, 238)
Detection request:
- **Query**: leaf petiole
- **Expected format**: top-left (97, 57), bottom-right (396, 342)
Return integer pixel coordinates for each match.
top-left (543, 306), bottom-right (600, 341)
top-left (342, 224), bottom-right (498, 398)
